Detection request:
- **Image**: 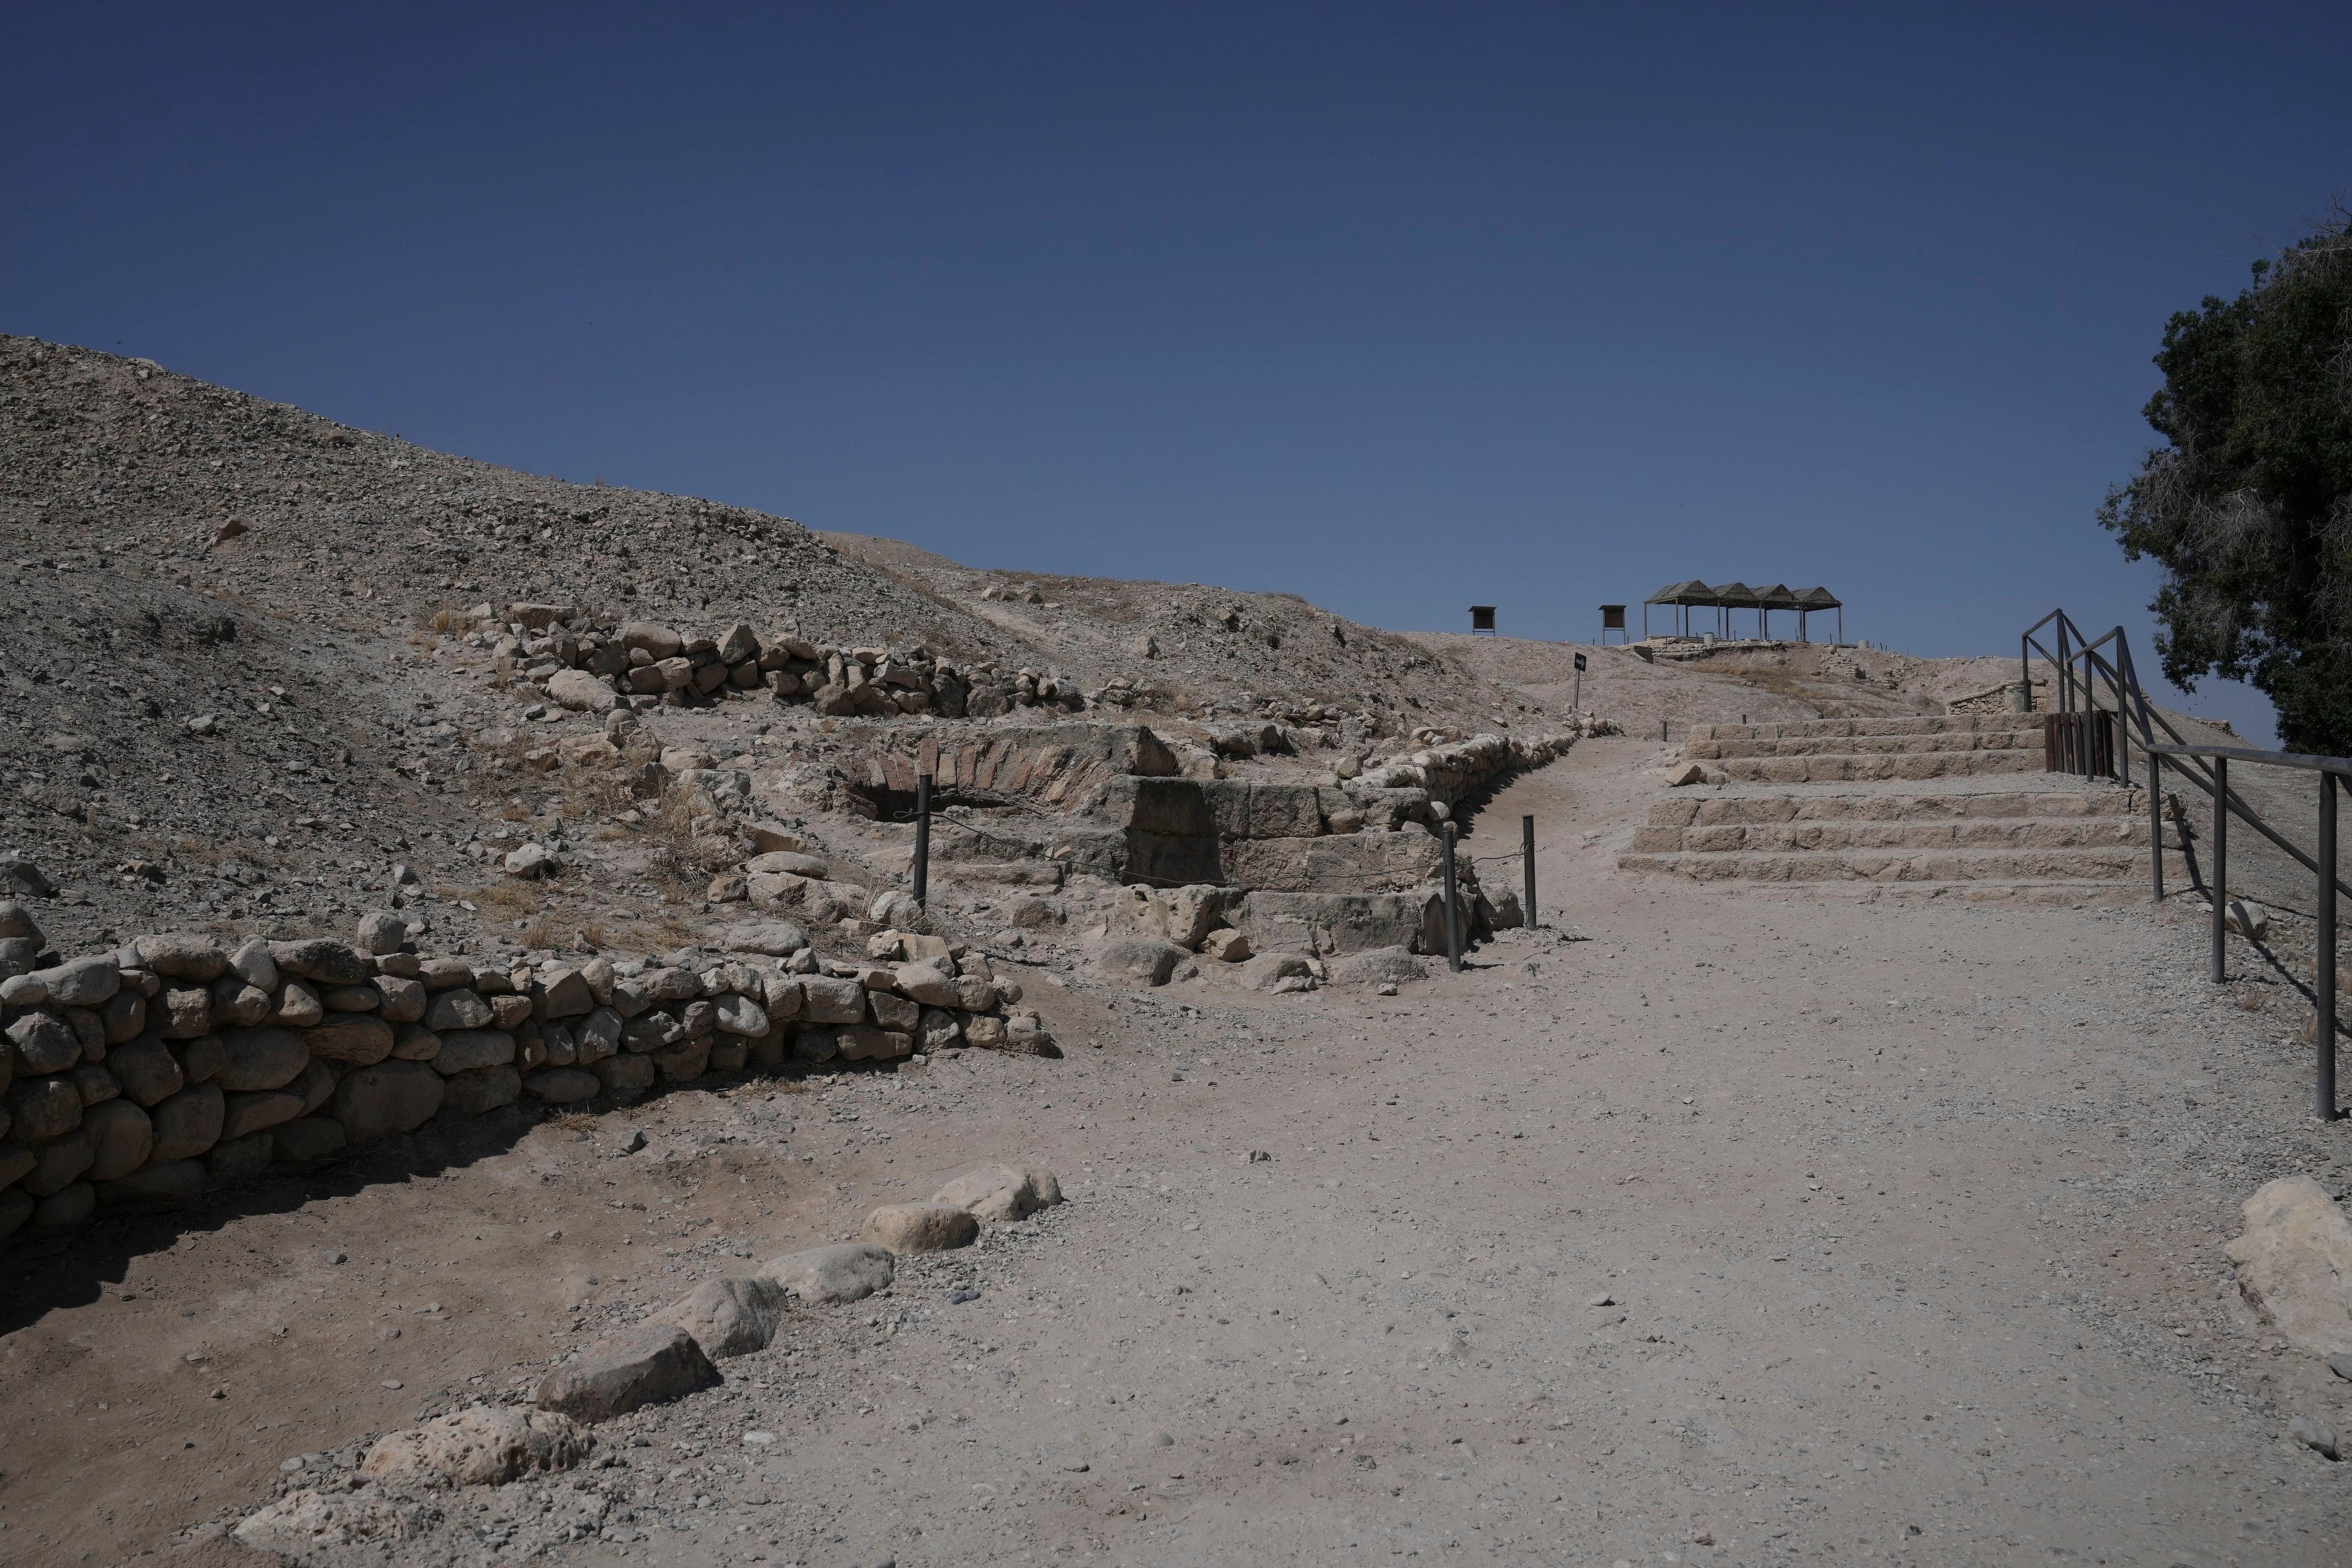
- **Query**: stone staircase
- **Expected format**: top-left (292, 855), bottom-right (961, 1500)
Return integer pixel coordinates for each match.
top-left (1620, 715), bottom-right (2190, 897)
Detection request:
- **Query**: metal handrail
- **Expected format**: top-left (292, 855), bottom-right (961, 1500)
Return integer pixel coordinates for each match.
top-left (2026, 609), bottom-right (2346, 1121)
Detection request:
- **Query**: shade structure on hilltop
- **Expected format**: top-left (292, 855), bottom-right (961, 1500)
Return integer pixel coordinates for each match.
top-left (1707, 583), bottom-right (1757, 639)
top-left (1643, 579), bottom-right (1716, 638)
top-left (1792, 585), bottom-right (1842, 644)
top-left (1638, 581), bottom-right (1844, 641)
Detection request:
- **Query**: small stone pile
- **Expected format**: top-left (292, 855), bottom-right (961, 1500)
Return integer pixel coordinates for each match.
top-left (0, 905), bottom-right (1050, 1242)
top-left (438, 604), bottom-right (1090, 720)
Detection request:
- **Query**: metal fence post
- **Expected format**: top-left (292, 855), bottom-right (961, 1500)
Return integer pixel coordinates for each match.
top-left (1441, 822), bottom-right (1462, 973)
top-left (2320, 772), bottom-right (2339, 1121)
top-left (1521, 814), bottom-right (1536, 930)
top-left (2148, 752), bottom-right (2164, 903)
top-left (2211, 756), bottom-right (2228, 984)
top-left (913, 772), bottom-right (932, 909)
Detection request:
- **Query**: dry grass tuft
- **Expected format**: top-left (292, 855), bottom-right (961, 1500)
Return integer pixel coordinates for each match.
top-left (474, 881), bottom-right (542, 916)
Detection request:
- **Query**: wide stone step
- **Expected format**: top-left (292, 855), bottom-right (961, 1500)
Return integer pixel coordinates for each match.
top-left (1702, 751), bottom-right (2045, 784)
top-left (1617, 845), bottom-right (2191, 884)
top-left (1646, 788), bottom-right (2159, 828)
top-left (1686, 730), bottom-right (2040, 759)
top-left (1629, 818), bottom-right (2185, 854)
top-left (1687, 715), bottom-right (2044, 743)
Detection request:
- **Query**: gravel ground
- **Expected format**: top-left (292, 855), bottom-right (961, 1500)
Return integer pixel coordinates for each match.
top-left (10, 740), bottom-right (2350, 1568)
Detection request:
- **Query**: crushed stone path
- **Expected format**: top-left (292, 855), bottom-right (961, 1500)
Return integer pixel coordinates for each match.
top-left (18, 741), bottom-right (2352, 1568)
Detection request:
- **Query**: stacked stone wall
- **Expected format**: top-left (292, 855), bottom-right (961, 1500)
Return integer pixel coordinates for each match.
top-left (0, 905), bottom-right (1048, 1242)
top-left (441, 603), bottom-right (1092, 720)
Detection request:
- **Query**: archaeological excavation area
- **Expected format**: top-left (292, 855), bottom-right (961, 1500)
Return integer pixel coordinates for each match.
top-left (3, 338), bottom-right (2351, 1568)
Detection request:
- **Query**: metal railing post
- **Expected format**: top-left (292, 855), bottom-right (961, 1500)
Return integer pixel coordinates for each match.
top-left (913, 772), bottom-right (932, 909)
top-left (1522, 814), bottom-right (1537, 930)
top-left (2320, 773), bottom-right (2339, 1121)
top-left (2148, 753), bottom-right (2164, 903)
top-left (2211, 756), bottom-right (2229, 984)
top-left (1441, 822), bottom-right (1462, 973)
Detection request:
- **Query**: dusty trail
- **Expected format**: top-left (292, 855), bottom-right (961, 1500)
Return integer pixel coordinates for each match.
top-left (15, 741), bottom-right (2352, 1568)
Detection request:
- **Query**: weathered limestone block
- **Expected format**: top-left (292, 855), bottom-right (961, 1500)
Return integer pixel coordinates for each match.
top-left (860, 1202), bottom-right (978, 1251)
top-left (535, 1322), bottom-right (718, 1423)
top-left (363, 1407), bottom-right (593, 1487)
top-left (2227, 1176), bottom-right (2352, 1356)
top-left (758, 1242), bottom-right (894, 1304)
top-left (932, 1163), bottom-right (1063, 1222)
top-left (652, 1275), bottom-right (788, 1358)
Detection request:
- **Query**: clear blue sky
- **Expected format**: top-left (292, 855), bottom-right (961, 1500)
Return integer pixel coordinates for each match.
top-left (9, 3), bottom-right (2347, 742)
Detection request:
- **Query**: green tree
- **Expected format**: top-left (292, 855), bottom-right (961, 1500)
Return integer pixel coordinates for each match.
top-left (2100, 213), bottom-right (2352, 756)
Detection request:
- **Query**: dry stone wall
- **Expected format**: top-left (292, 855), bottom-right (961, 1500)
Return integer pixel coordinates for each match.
top-left (0, 902), bottom-right (1049, 1242)
top-left (444, 603), bottom-right (1092, 721)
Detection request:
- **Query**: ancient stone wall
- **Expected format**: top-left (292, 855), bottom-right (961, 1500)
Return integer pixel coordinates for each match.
top-left (442, 603), bottom-right (1092, 720)
top-left (0, 906), bottom-right (1048, 1242)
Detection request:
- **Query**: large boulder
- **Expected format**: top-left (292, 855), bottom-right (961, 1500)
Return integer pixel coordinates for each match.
top-left (433, 1029), bottom-right (515, 1075)
top-left (82, 1099), bottom-right (154, 1181)
top-left (332, 1060), bottom-right (445, 1143)
top-left (757, 1242), bottom-right (895, 1305)
top-left (221, 1088), bottom-right (306, 1141)
top-left (535, 1322), bottom-right (718, 1422)
top-left (859, 1202), bottom-right (979, 1252)
top-left (9, 1075), bottom-right (84, 1141)
top-left (36, 955), bottom-right (120, 1007)
top-left (1097, 937), bottom-right (1187, 987)
top-left (106, 1037), bottom-right (184, 1106)
top-left (8, 1011), bottom-right (82, 1075)
top-left (443, 1065), bottom-right (522, 1115)
top-left (135, 932), bottom-right (228, 981)
top-left (723, 920), bottom-right (808, 956)
top-left (148, 1082), bottom-right (224, 1160)
top-left (617, 621), bottom-right (684, 659)
top-left (546, 669), bottom-right (619, 713)
top-left (308, 1014), bottom-right (395, 1066)
top-left (2228, 1176), bottom-right (2352, 1355)
top-left (21, 1131), bottom-right (95, 1196)
top-left (932, 1162), bottom-right (1063, 1222)
top-left (651, 1275), bottom-right (789, 1357)
top-left (361, 1407), bottom-right (592, 1487)
top-left (713, 995), bottom-right (769, 1037)
top-left (215, 1027), bottom-right (310, 1091)
top-left (424, 988), bottom-right (493, 1032)
top-left (799, 976), bottom-right (866, 1025)
top-left (269, 939), bottom-right (369, 986)
top-left (892, 962), bottom-right (962, 1009)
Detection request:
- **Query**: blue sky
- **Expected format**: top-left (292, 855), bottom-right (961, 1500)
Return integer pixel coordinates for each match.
top-left (8, 3), bottom-right (2348, 742)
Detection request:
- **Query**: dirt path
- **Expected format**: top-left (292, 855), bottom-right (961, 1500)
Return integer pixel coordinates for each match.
top-left (14, 741), bottom-right (2352, 1568)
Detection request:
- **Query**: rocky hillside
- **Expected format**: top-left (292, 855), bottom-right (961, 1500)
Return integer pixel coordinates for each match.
top-left (0, 335), bottom-right (1532, 953)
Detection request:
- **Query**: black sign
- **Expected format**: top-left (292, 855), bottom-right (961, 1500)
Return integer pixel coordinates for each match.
top-left (1573, 653), bottom-right (1587, 671)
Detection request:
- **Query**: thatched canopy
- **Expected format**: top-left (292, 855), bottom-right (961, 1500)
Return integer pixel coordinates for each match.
top-left (1645, 579), bottom-right (1715, 605)
top-left (1792, 585), bottom-right (1841, 609)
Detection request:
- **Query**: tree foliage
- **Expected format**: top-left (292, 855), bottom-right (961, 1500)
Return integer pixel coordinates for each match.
top-left (2100, 213), bottom-right (2352, 755)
